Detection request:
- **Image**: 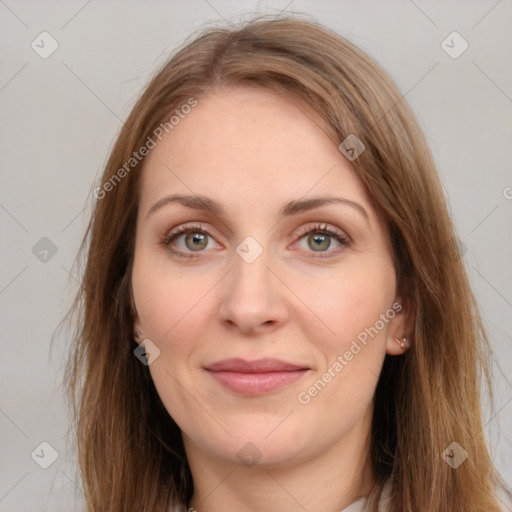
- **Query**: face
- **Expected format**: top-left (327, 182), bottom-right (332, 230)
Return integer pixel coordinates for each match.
top-left (131, 86), bottom-right (408, 469)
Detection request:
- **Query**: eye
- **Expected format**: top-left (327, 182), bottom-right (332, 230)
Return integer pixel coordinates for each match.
top-left (293, 223), bottom-right (350, 258)
top-left (160, 222), bottom-right (351, 260)
top-left (160, 223), bottom-right (220, 259)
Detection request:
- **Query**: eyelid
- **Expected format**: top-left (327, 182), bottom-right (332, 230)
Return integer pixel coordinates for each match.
top-left (162, 222), bottom-right (215, 243)
top-left (162, 222), bottom-right (221, 247)
top-left (290, 222), bottom-right (351, 259)
top-left (293, 222), bottom-right (350, 242)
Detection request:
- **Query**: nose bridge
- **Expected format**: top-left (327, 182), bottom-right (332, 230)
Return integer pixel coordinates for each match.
top-left (218, 234), bottom-right (287, 332)
top-left (231, 234), bottom-right (273, 299)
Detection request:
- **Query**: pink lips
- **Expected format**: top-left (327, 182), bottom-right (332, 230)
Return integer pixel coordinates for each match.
top-left (205, 358), bottom-right (310, 396)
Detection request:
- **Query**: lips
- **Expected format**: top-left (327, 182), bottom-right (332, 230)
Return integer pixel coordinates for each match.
top-left (204, 358), bottom-right (310, 396)
top-left (205, 357), bottom-right (308, 373)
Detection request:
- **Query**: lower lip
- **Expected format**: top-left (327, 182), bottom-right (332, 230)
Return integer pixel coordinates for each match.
top-left (207, 370), bottom-right (309, 396)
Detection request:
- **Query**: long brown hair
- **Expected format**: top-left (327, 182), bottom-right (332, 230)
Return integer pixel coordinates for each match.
top-left (64, 13), bottom-right (510, 511)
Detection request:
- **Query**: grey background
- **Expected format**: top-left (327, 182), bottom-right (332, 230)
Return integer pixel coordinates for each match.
top-left (0, 0), bottom-right (511, 510)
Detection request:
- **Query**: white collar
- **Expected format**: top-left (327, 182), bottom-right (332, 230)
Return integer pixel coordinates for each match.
top-left (340, 496), bottom-right (368, 511)
top-left (341, 480), bottom-right (392, 512)
top-left (177, 480), bottom-right (391, 511)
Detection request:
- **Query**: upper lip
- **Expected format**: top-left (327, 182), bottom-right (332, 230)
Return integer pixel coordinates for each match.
top-left (205, 358), bottom-right (309, 373)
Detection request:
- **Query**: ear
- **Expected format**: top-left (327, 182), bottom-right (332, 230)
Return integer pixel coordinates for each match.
top-left (385, 297), bottom-right (415, 356)
top-left (130, 284), bottom-right (144, 346)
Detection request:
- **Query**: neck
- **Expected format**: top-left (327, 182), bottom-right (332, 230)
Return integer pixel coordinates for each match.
top-left (185, 409), bottom-right (375, 512)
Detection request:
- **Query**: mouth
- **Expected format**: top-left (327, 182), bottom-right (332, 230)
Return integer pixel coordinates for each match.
top-left (204, 358), bottom-right (311, 396)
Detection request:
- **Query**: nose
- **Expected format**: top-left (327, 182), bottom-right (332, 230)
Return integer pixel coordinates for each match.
top-left (217, 244), bottom-right (289, 335)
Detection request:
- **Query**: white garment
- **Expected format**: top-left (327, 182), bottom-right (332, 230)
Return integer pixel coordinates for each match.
top-left (340, 496), bottom-right (368, 511)
top-left (340, 480), bottom-right (391, 511)
top-left (175, 480), bottom-right (391, 511)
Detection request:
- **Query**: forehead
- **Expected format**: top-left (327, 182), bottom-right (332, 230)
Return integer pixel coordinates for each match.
top-left (139, 86), bottom-right (370, 215)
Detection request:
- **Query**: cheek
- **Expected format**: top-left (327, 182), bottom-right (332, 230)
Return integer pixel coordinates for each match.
top-left (132, 254), bottom-right (215, 341)
top-left (132, 258), bottom-right (215, 429)
top-left (299, 258), bottom-right (397, 351)
top-left (302, 260), bottom-right (395, 407)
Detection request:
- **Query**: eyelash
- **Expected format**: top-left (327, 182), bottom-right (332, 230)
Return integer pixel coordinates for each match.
top-left (160, 222), bottom-right (351, 260)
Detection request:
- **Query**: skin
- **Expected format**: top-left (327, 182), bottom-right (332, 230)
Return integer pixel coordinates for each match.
top-left (131, 86), bottom-right (411, 511)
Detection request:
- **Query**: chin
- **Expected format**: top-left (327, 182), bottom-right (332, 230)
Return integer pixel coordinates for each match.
top-left (207, 420), bottom-right (315, 468)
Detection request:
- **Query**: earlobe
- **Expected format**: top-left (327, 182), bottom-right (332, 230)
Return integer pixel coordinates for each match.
top-left (130, 286), bottom-right (144, 345)
top-left (386, 301), bottom-right (414, 356)
top-left (133, 328), bottom-right (144, 345)
top-left (132, 312), bottom-right (144, 345)
top-left (386, 335), bottom-right (410, 356)
top-left (385, 296), bottom-right (414, 356)
top-left (394, 337), bottom-right (407, 350)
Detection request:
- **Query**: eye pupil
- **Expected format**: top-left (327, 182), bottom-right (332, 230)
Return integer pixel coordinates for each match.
top-left (185, 232), bottom-right (208, 251)
top-left (309, 233), bottom-right (330, 251)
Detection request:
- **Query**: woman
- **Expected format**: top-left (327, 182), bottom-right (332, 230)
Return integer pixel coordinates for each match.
top-left (65, 14), bottom-right (510, 512)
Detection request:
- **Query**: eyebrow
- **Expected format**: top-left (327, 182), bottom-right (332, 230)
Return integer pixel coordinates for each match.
top-left (146, 193), bottom-right (369, 221)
